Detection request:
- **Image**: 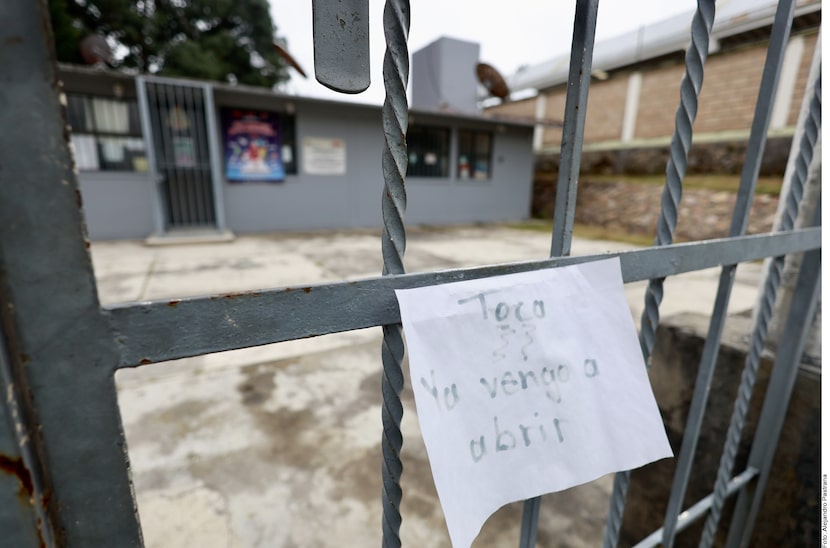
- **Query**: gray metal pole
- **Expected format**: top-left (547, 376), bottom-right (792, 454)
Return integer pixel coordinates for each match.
top-left (0, 1), bottom-right (143, 544)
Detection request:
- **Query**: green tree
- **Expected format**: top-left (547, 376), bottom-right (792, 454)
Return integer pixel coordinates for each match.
top-left (48, 0), bottom-right (288, 87)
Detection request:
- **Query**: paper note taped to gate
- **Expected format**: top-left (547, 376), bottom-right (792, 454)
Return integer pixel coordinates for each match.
top-left (395, 258), bottom-right (672, 548)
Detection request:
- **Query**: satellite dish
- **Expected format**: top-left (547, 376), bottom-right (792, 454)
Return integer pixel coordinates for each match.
top-left (476, 62), bottom-right (510, 100)
top-left (79, 34), bottom-right (113, 66)
top-left (273, 42), bottom-right (308, 78)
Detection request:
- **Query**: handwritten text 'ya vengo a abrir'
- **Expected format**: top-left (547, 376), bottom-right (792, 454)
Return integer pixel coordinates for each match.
top-left (420, 358), bottom-right (600, 413)
top-left (420, 360), bottom-right (599, 463)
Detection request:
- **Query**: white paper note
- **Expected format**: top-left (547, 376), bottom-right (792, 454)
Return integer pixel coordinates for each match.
top-left (395, 258), bottom-right (672, 547)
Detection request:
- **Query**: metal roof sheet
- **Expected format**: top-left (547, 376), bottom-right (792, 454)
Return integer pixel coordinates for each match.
top-left (507, 0), bottom-right (820, 92)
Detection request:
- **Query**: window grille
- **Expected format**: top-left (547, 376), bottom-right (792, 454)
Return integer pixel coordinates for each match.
top-left (406, 125), bottom-right (450, 177)
top-left (457, 129), bottom-right (493, 180)
top-left (66, 94), bottom-right (147, 172)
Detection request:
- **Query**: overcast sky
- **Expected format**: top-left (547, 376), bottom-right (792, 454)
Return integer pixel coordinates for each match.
top-left (267, 0), bottom-right (697, 104)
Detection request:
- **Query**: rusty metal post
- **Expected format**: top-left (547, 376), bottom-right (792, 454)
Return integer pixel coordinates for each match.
top-left (0, 1), bottom-right (142, 545)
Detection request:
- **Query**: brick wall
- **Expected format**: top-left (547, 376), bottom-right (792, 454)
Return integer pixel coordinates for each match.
top-left (695, 42), bottom-right (769, 134)
top-left (485, 96), bottom-right (536, 119)
top-left (634, 61), bottom-right (687, 140)
top-left (583, 75), bottom-right (629, 142)
top-left (541, 89), bottom-right (568, 147)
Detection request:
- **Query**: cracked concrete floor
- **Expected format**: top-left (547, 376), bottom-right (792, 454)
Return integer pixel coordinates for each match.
top-left (99, 226), bottom-right (763, 547)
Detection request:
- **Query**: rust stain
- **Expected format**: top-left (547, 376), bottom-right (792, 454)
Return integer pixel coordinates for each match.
top-left (3, 36), bottom-right (23, 46)
top-left (167, 300), bottom-right (181, 308)
top-left (19, 353), bottom-right (30, 364)
top-left (35, 517), bottom-right (46, 548)
top-left (139, 358), bottom-right (152, 365)
top-left (217, 291), bottom-right (261, 300)
top-left (302, 287), bottom-right (312, 294)
top-left (0, 454), bottom-right (34, 502)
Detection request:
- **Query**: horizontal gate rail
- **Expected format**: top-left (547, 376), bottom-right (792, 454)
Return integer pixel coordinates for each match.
top-left (106, 227), bottom-right (821, 368)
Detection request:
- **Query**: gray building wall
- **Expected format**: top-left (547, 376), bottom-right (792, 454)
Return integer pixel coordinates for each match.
top-left (214, 92), bottom-right (535, 234)
top-left (61, 68), bottom-right (534, 240)
top-left (77, 172), bottom-right (156, 240)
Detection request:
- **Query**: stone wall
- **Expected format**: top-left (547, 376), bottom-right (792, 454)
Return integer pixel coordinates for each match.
top-left (530, 136), bottom-right (792, 241)
top-left (536, 136), bottom-right (793, 177)
top-left (532, 177), bottom-right (779, 242)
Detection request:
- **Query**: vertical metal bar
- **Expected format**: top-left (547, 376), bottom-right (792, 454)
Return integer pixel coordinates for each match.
top-left (162, 83), bottom-right (188, 226)
top-left (518, 493), bottom-right (542, 548)
top-left (136, 76), bottom-right (166, 236)
top-left (549, 0), bottom-right (600, 258)
top-left (520, 1), bottom-right (600, 545)
top-left (203, 82), bottom-right (228, 231)
top-left (184, 84), bottom-right (209, 225)
top-left (189, 85), bottom-right (211, 225)
top-left (380, 1), bottom-right (409, 546)
top-left (752, 29), bottom-right (821, 325)
top-left (175, 84), bottom-right (199, 225)
top-left (149, 81), bottom-right (178, 228)
top-left (660, 3), bottom-right (797, 547)
top-left (171, 83), bottom-right (194, 225)
top-left (699, 64), bottom-right (820, 547)
top-left (725, 207), bottom-right (821, 548)
top-left (603, 1), bottom-right (716, 545)
top-left (0, 1), bottom-right (142, 543)
top-left (172, 84), bottom-right (199, 226)
top-left (312, 0), bottom-right (371, 93)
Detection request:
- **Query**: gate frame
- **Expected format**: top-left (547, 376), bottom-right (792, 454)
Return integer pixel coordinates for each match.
top-left (0, 0), bottom-right (821, 546)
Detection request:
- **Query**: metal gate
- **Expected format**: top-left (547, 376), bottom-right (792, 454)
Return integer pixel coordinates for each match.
top-left (137, 77), bottom-right (227, 234)
top-left (0, 1), bottom-right (821, 547)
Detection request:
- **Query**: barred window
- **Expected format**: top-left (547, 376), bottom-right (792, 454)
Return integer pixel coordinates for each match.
top-left (457, 130), bottom-right (493, 180)
top-left (66, 94), bottom-right (148, 172)
top-left (407, 125), bottom-right (450, 177)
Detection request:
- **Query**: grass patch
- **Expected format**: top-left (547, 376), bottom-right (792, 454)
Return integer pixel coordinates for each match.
top-left (506, 220), bottom-right (655, 247)
top-left (579, 174), bottom-right (782, 196)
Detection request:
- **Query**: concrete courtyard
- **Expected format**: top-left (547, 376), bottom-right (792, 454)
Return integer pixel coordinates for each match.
top-left (90, 225), bottom-right (764, 547)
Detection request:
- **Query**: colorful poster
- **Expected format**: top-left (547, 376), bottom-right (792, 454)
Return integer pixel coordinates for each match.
top-left (222, 109), bottom-right (284, 182)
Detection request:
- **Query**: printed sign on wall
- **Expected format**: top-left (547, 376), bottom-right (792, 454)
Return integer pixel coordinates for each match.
top-left (221, 109), bottom-right (284, 182)
top-left (396, 258), bottom-right (672, 548)
top-left (303, 137), bottom-right (346, 175)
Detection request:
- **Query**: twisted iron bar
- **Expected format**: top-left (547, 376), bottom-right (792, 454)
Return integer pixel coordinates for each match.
top-left (699, 68), bottom-right (821, 548)
top-left (380, 1), bottom-right (410, 546)
top-left (639, 0), bottom-right (716, 362)
top-left (602, 2), bottom-right (715, 546)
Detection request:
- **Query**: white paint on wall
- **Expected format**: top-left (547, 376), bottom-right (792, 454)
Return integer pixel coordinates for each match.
top-left (770, 34), bottom-right (805, 130)
top-left (621, 71), bottom-right (643, 142)
top-left (533, 93), bottom-right (548, 151)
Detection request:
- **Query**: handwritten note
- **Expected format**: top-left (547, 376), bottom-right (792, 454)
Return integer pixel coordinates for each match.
top-left (395, 258), bottom-right (672, 548)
